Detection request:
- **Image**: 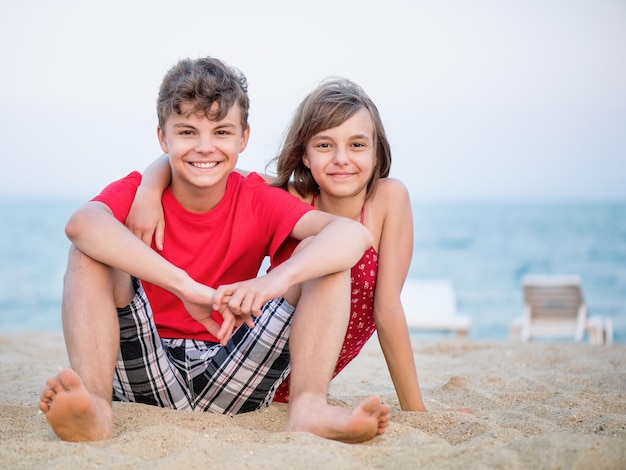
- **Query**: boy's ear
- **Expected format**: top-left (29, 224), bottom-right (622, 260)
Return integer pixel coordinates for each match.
top-left (239, 125), bottom-right (251, 153)
top-left (157, 127), bottom-right (169, 153)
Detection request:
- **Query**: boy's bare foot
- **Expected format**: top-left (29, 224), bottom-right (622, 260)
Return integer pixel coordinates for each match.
top-left (285, 394), bottom-right (391, 443)
top-left (38, 368), bottom-right (113, 442)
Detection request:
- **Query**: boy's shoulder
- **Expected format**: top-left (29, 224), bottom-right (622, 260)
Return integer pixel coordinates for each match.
top-left (235, 172), bottom-right (293, 197)
top-left (228, 171), bottom-right (310, 209)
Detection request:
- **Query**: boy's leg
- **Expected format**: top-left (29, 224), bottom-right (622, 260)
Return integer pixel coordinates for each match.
top-left (284, 270), bottom-right (391, 443)
top-left (113, 278), bottom-right (193, 409)
top-left (39, 245), bottom-right (134, 442)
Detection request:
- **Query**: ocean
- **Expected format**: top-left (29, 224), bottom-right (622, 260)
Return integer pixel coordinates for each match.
top-left (1, 198), bottom-right (624, 343)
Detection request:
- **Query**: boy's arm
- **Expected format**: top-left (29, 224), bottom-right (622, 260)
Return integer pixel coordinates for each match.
top-left (280, 210), bottom-right (373, 284)
top-left (213, 210), bottom-right (373, 317)
top-left (66, 200), bottom-right (237, 341)
top-left (126, 154), bottom-right (171, 250)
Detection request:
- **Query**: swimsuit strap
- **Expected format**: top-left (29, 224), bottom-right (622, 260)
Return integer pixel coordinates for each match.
top-left (311, 194), bottom-right (366, 224)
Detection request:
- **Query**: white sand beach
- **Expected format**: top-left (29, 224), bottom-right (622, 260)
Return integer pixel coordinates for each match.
top-left (1, 331), bottom-right (625, 469)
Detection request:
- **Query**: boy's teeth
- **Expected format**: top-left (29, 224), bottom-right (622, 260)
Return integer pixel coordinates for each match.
top-left (193, 162), bottom-right (217, 168)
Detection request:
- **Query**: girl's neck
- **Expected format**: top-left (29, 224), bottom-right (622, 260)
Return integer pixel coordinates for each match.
top-left (314, 191), bottom-right (366, 222)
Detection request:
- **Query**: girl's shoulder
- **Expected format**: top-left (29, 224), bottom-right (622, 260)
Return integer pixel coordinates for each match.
top-left (371, 177), bottom-right (411, 205)
top-left (366, 178), bottom-right (411, 226)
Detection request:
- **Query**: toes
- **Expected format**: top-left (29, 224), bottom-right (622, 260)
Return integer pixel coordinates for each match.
top-left (45, 376), bottom-right (61, 391)
top-left (58, 368), bottom-right (83, 390)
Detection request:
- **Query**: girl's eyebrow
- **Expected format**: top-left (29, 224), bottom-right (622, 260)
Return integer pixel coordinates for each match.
top-left (350, 133), bottom-right (372, 140)
top-left (310, 134), bottom-right (331, 141)
top-left (310, 132), bottom-right (371, 141)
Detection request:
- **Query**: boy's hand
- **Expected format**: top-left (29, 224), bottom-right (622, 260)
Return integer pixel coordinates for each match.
top-left (180, 298), bottom-right (222, 340)
top-left (125, 186), bottom-right (166, 250)
top-left (178, 281), bottom-right (236, 344)
top-left (213, 274), bottom-right (290, 324)
top-left (212, 283), bottom-right (258, 331)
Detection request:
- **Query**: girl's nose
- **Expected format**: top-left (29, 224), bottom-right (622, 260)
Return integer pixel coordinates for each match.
top-left (332, 148), bottom-right (349, 164)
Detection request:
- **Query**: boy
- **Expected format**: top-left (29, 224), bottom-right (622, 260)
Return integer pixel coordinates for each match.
top-left (38, 57), bottom-right (390, 444)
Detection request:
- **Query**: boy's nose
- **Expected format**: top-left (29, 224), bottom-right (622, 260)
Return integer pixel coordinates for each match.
top-left (195, 136), bottom-right (216, 153)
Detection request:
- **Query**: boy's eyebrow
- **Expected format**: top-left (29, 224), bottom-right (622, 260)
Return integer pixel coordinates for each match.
top-left (214, 122), bottom-right (238, 129)
top-left (170, 122), bottom-right (238, 130)
top-left (172, 123), bottom-right (195, 128)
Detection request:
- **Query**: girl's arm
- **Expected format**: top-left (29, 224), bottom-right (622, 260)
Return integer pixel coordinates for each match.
top-left (125, 155), bottom-right (275, 250)
top-left (126, 154), bottom-right (171, 250)
top-left (373, 179), bottom-right (427, 411)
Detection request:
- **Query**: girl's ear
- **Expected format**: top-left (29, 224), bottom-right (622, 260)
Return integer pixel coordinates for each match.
top-left (302, 154), bottom-right (311, 168)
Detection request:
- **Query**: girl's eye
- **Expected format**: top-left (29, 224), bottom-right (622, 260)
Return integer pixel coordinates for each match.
top-left (317, 143), bottom-right (331, 149)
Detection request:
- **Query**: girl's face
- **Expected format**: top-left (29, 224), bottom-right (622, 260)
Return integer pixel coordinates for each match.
top-left (303, 108), bottom-right (376, 200)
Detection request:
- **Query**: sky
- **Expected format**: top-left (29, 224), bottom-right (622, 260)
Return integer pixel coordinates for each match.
top-left (1, 0), bottom-right (625, 202)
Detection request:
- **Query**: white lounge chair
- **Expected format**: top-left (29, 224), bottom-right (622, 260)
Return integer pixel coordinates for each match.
top-left (401, 279), bottom-right (471, 338)
top-left (509, 275), bottom-right (612, 345)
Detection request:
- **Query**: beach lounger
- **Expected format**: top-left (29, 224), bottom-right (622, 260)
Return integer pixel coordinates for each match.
top-left (400, 279), bottom-right (471, 338)
top-left (509, 275), bottom-right (613, 345)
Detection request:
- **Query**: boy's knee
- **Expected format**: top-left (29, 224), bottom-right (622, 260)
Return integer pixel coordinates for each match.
top-left (65, 244), bottom-right (134, 307)
top-left (284, 237), bottom-right (350, 306)
top-left (293, 269), bottom-right (350, 306)
top-left (66, 244), bottom-right (97, 273)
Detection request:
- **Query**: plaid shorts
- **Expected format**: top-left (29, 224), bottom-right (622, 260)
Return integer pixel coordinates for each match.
top-left (112, 279), bottom-right (293, 415)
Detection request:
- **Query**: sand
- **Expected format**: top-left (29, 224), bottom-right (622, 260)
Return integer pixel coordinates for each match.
top-left (1, 331), bottom-right (625, 469)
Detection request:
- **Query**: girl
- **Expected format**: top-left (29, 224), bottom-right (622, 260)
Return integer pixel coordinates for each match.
top-left (127, 78), bottom-right (426, 411)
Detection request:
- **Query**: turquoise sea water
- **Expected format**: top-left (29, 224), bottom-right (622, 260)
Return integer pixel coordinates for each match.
top-left (1, 199), bottom-right (624, 343)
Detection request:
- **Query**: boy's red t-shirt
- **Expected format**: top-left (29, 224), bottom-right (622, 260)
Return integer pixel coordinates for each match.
top-left (92, 171), bottom-right (313, 342)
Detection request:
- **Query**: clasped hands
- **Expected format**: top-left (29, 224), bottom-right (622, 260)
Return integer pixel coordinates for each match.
top-left (181, 273), bottom-right (290, 346)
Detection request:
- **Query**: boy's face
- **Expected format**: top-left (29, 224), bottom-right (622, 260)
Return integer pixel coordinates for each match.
top-left (158, 102), bottom-right (249, 200)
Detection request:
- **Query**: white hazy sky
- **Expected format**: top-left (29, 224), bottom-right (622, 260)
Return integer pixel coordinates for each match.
top-left (1, 0), bottom-right (625, 201)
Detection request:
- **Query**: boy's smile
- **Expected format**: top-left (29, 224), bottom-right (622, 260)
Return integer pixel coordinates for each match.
top-left (157, 102), bottom-right (249, 212)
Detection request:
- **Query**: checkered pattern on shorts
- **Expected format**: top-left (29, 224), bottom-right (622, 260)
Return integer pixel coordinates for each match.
top-left (112, 279), bottom-right (293, 414)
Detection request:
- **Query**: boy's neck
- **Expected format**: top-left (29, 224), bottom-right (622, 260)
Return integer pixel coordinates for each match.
top-left (169, 176), bottom-right (229, 213)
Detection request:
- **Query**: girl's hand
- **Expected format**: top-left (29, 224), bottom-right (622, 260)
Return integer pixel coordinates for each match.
top-left (126, 186), bottom-right (166, 250)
